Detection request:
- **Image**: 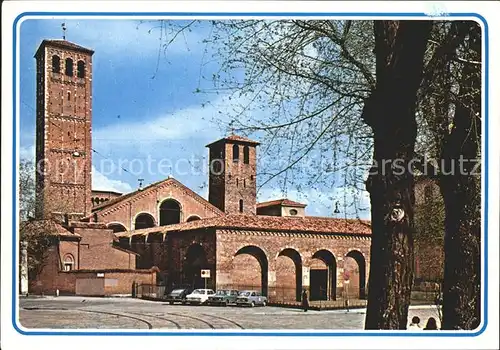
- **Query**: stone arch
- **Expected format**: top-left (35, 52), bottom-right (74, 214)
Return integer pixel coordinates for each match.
top-left (233, 245), bottom-right (269, 296)
top-left (310, 249), bottom-right (337, 301)
top-left (134, 212), bottom-right (155, 230)
top-left (276, 248), bottom-right (303, 302)
top-left (159, 198), bottom-right (181, 226)
top-left (186, 215), bottom-right (201, 222)
top-left (107, 222), bottom-right (127, 233)
top-left (183, 243), bottom-right (209, 289)
top-left (345, 250), bottom-right (367, 299)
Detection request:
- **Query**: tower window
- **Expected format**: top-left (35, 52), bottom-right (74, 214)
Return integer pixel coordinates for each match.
top-left (52, 55), bottom-right (61, 73)
top-left (243, 146), bottom-right (250, 164)
top-left (239, 199), bottom-right (244, 213)
top-left (67, 92), bottom-right (71, 101)
top-left (236, 178), bottom-right (239, 187)
top-left (65, 58), bottom-right (73, 76)
top-left (77, 60), bottom-right (85, 78)
top-left (244, 179), bottom-right (246, 188)
top-left (232, 144), bottom-right (239, 162)
top-left (250, 175), bottom-right (254, 181)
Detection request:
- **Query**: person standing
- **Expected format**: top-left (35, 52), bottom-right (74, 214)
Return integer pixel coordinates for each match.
top-left (424, 317), bottom-right (439, 330)
top-left (408, 316), bottom-right (423, 330)
top-left (301, 289), bottom-right (309, 312)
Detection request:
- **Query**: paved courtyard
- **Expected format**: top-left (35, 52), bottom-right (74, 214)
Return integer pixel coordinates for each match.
top-left (18, 296), bottom-right (442, 330)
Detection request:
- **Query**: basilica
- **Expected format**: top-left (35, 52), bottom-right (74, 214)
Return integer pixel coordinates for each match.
top-left (24, 38), bottom-right (371, 302)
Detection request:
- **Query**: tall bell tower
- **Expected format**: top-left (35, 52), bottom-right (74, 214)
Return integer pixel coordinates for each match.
top-left (34, 39), bottom-right (94, 221)
top-left (206, 135), bottom-right (259, 215)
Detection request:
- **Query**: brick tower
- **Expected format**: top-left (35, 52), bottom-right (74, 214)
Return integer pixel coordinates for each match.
top-left (34, 39), bottom-right (94, 221)
top-left (206, 135), bottom-right (259, 215)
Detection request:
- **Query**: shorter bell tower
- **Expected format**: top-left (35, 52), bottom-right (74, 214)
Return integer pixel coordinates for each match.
top-left (206, 135), bottom-right (259, 215)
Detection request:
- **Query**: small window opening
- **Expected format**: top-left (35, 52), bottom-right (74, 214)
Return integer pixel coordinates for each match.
top-left (232, 144), bottom-right (239, 162)
top-left (244, 179), bottom-right (246, 188)
top-left (67, 92), bottom-right (71, 101)
top-left (239, 199), bottom-right (244, 213)
top-left (52, 55), bottom-right (61, 73)
top-left (65, 58), bottom-right (73, 76)
top-left (243, 146), bottom-right (250, 164)
top-left (77, 60), bottom-right (85, 78)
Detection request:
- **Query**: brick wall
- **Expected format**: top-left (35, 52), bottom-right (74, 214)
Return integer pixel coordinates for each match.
top-left (207, 140), bottom-right (257, 215)
top-left (29, 241), bottom-right (156, 296)
top-left (166, 228), bottom-right (216, 289)
top-left (73, 225), bottom-right (136, 270)
top-left (215, 229), bottom-right (371, 302)
top-left (35, 42), bottom-right (93, 219)
top-left (93, 180), bottom-right (222, 231)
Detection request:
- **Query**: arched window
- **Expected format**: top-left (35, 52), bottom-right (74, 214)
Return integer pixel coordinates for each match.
top-left (108, 223), bottom-right (127, 233)
top-left (65, 58), bottom-right (73, 76)
top-left (63, 254), bottom-right (74, 271)
top-left (186, 215), bottom-right (201, 222)
top-left (159, 199), bottom-right (181, 226)
top-left (239, 199), bottom-right (244, 213)
top-left (232, 144), bottom-right (239, 162)
top-left (52, 55), bottom-right (61, 73)
top-left (134, 213), bottom-right (155, 230)
top-left (243, 146), bottom-right (250, 164)
top-left (77, 60), bottom-right (85, 78)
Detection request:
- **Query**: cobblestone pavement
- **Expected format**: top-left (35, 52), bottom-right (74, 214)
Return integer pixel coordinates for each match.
top-left (18, 296), bottom-right (443, 330)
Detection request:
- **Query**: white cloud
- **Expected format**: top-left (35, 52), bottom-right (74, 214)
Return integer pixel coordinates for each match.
top-left (92, 166), bottom-right (133, 194)
top-left (92, 94), bottom-right (235, 144)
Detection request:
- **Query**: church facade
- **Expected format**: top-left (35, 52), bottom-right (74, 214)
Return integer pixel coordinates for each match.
top-left (27, 38), bottom-right (372, 301)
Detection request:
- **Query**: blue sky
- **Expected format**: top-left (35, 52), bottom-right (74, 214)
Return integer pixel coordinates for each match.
top-left (19, 19), bottom-right (371, 219)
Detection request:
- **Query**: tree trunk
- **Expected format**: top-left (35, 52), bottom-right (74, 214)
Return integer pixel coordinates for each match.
top-left (439, 21), bottom-right (481, 330)
top-left (363, 20), bottom-right (432, 329)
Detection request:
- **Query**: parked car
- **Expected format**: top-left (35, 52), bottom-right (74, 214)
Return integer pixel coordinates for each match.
top-left (235, 290), bottom-right (267, 307)
top-left (185, 289), bottom-right (215, 305)
top-left (206, 289), bottom-right (240, 306)
top-left (165, 288), bottom-right (192, 305)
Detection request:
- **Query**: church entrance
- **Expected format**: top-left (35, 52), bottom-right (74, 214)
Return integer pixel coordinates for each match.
top-left (310, 269), bottom-right (328, 301)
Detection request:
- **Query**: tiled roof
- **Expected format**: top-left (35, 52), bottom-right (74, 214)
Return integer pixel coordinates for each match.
top-left (115, 214), bottom-right (371, 237)
top-left (19, 219), bottom-right (80, 237)
top-left (35, 39), bottom-right (94, 57)
top-left (257, 198), bottom-right (307, 208)
top-left (91, 189), bottom-right (123, 196)
top-left (206, 134), bottom-right (260, 147)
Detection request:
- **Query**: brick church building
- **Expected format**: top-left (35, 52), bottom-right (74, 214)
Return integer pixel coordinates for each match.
top-left (25, 38), bottom-right (372, 302)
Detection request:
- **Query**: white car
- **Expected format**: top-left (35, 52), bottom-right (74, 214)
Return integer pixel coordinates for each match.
top-left (185, 289), bottom-right (215, 305)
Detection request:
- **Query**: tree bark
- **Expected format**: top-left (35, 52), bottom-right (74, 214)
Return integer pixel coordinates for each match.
top-left (439, 21), bottom-right (481, 330)
top-left (363, 20), bottom-right (432, 329)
